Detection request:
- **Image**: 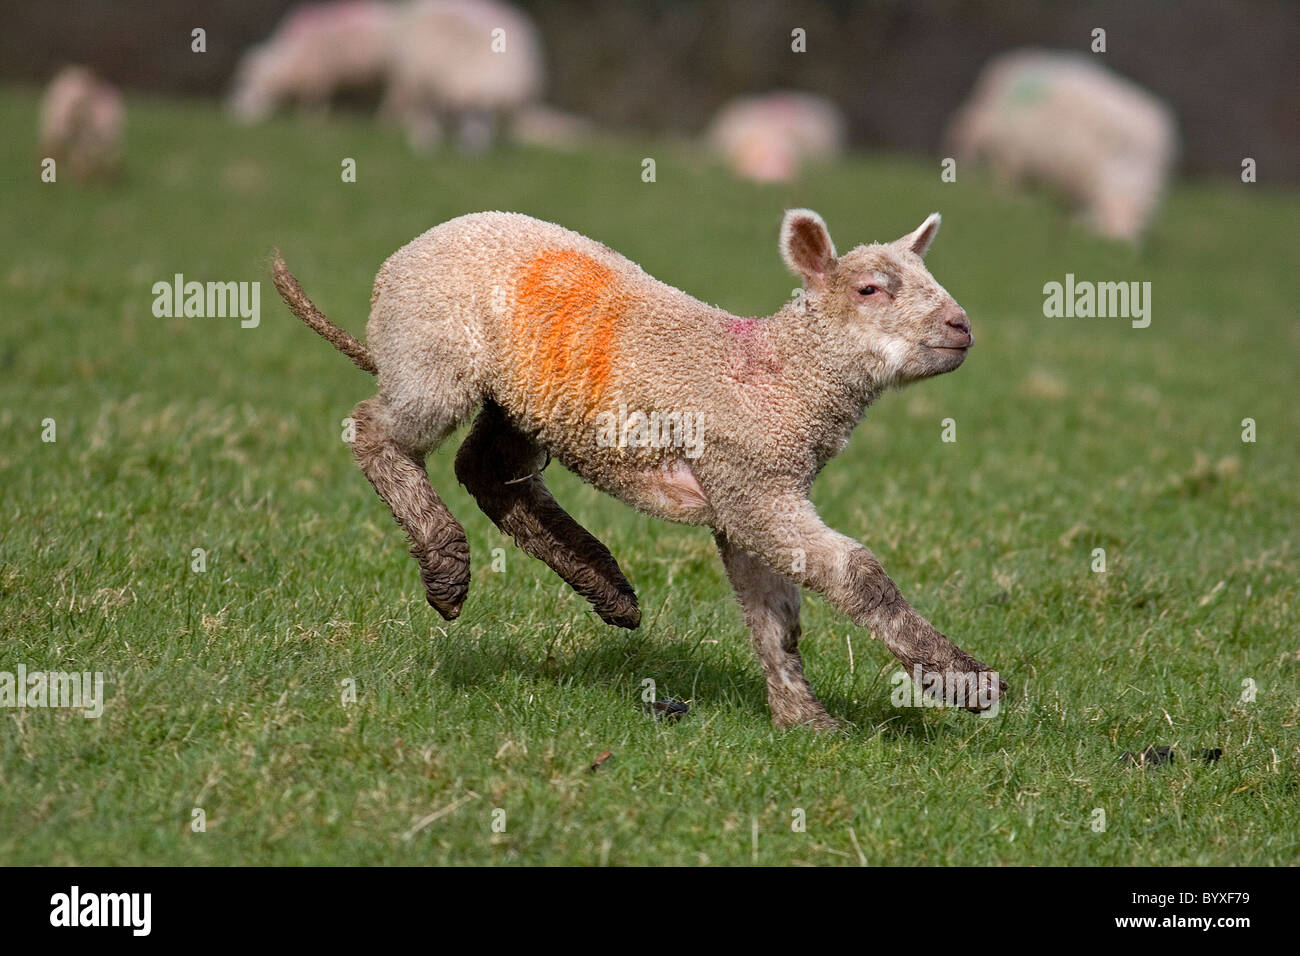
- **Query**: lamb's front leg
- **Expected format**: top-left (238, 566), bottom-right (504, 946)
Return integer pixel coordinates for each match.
top-left (715, 532), bottom-right (838, 731)
top-left (724, 496), bottom-right (1006, 713)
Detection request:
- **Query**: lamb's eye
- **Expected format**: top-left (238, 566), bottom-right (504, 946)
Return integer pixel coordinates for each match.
top-left (858, 285), bottom-right (878, 296)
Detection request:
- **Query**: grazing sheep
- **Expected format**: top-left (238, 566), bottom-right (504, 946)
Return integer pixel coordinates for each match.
top-left (227, 0), bottom-right (396, 122)
top-left (272, 209), bottom-right (1005, 728)
top-left (39, 66), bottom-right (124, 183)
top-left (946, 49), bottom-right (1178, 242)
top-left (706, 92), bottom-right (846, 184)
top-left (383, 0), bottom-right (544, 152)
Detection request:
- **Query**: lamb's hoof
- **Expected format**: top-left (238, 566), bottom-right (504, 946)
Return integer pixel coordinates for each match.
top-left (597, 592), bottom-right (641, 630)
top-left (421, 575), bottom-right (468, 621)
top-left (962, 668), bottom-right (1007, 713)
top-left (773, 709), bottom-right (840, 732)
top-left (429, 596), bottom-right (463, 621)
top-left (805, 714), bottom-right (841, 732)
top-left (414, 543), bottom-right (469, 621)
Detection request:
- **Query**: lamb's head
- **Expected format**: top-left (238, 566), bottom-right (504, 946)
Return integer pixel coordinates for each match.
top-left (780, 208), bottom-right (972, 387)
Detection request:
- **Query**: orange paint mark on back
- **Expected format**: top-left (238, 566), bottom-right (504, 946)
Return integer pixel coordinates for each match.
top-left (512, 249), bottom-right (623, 418)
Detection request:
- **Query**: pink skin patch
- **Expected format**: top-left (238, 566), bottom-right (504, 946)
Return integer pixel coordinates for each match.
top-left (725, 318), bottom-right (782, 382)
top-left (646, 461), bottom-right (709, 513)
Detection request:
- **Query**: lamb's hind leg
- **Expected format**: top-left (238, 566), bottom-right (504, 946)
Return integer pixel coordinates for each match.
top-left (454, 401), bottom-right (640, 629)
top-left (351, 397), bottom-right (470, 619)
top-left (716, 531), bottom-right (837, 730)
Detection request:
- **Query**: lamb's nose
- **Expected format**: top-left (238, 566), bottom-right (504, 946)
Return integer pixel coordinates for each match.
top-left (946, 310), bottom-right (971, 335)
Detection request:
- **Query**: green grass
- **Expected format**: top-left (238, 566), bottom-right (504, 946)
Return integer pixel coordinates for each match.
top-left (1, 88), bottom-right (1297, 865)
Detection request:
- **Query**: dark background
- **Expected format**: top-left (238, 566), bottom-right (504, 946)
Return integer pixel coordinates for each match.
top-left (1, 0), bottom-right (1296, 182)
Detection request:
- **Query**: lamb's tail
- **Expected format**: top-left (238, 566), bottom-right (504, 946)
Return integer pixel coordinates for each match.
top-left (271, 250), bottom-right (377, 375)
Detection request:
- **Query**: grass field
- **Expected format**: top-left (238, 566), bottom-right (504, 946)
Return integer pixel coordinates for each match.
top-left (1, 88), bottom-right (1297, 866)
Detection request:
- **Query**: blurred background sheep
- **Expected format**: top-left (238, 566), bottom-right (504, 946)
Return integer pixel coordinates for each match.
top-left (706, 91), bottom-right (845, 183)
top-left (14, 0), bottom-right (1298, 227)
top-left (227, 0), bottom-right (546, 152)
top-left (39, 65), bottom-right (123, 183)
top-left (227, 1), bottom-right (396, 122)
top-left (382, 0), bottom-right (545, 152)
top-left (946, 49), bottom-right (1179, 242)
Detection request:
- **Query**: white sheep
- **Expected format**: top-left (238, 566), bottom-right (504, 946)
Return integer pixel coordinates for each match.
top-left (227, 1), bottom-right (396, 123)
top-left (946, 49), bottom-right (1179, 242)
top-left (383, 0), bottom-right (545, 152)
top-left (39, 66), bottom-right (124, 183)
top-left (706, 92), bottom-right (846, 184)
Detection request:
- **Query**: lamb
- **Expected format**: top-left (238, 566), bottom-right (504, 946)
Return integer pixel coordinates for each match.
top-left (39, 66), bottom-right (124, 183)
top-left (227, 1), bottom-right (396, 123)
top-left (706, 92), bottom-right (846, 184)
top-left (945, 49), bottom-right (1178, 242)
top-left (271, 209), bottom-right (1006, 728)
top-left (382, 0), bottom-right (545, 152)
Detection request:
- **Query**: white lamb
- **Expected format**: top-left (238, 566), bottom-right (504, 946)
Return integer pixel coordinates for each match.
top-left (39, 66), bottom-right (124, 183)
top-left (946, 49), bottom-right (1179, 242)
top-left (227, 1), bottom-right (396, 122)
top-left (383, 0), bottom-right (545, 152)
top-left (706, 92), bottom-right (846, 184)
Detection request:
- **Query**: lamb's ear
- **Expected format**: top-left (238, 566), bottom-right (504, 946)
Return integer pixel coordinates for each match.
top-left (780, 208), bottom-right (837, 288)
top-left (903, 212), bottom-right (941, 257)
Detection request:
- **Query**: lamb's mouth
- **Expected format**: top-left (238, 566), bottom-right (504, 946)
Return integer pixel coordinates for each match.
top-left (924, 342), bottom-right (970, 373)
